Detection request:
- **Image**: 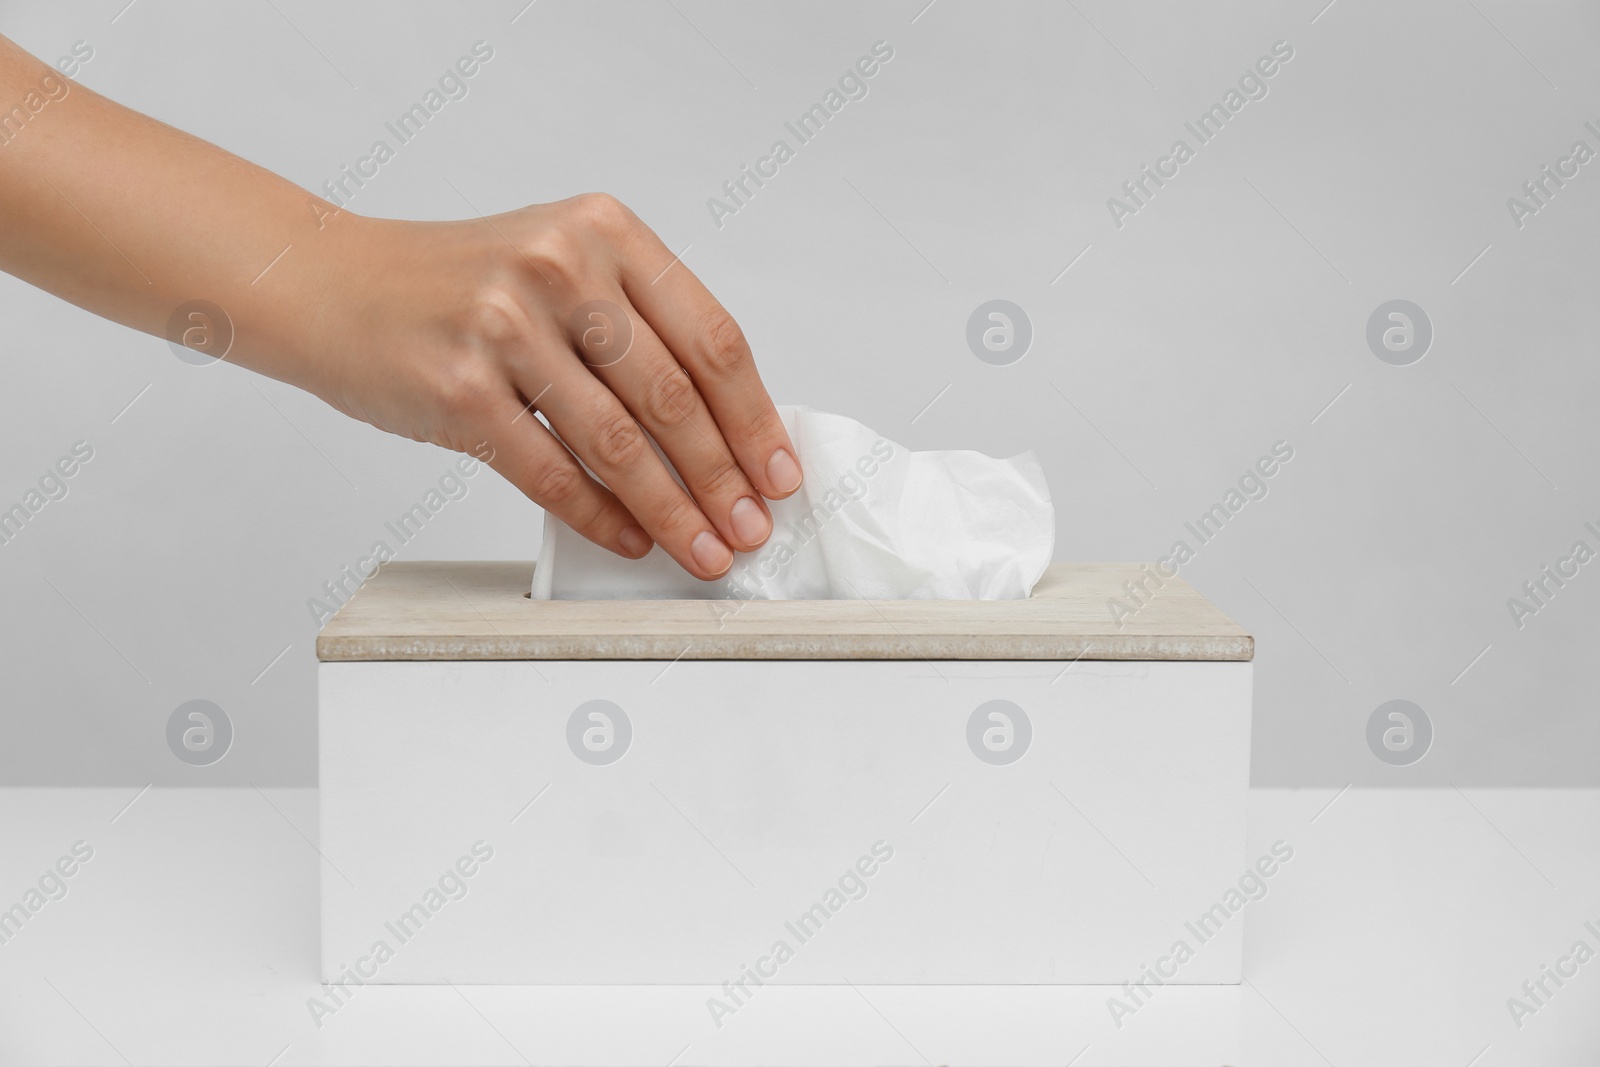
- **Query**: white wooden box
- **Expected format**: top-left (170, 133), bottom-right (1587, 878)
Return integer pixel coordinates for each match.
top-left (317, 562), bottom-right (1252, 992)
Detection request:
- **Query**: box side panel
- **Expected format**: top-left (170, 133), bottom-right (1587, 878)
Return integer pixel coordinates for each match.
top-left (319, 660), bottom-right (1252, 984)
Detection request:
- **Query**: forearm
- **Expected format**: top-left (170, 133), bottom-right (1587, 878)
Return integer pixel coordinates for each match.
top-left (0, 34), bottom-right (353, 385)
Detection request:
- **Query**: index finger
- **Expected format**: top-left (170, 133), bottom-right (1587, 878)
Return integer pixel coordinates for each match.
top-left (620, 240), bottom-right (802, 501)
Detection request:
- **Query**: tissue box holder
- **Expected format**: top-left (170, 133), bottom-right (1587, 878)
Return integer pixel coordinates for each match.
top-left (317, 561), bottom-right (1253, 989)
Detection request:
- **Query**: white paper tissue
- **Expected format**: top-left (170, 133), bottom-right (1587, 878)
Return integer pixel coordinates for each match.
top-left (531, 405), bottom-right (1054, 600)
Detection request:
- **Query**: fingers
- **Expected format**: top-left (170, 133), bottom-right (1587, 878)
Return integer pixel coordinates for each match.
top-left (618, 234), bottom-right (801, 501)
top-left (516, 340), bottom-right (739, 581)
top-left (457, 193), bottom-right (792, 582)
top-left (574, 297), bottom-right (774, 555)
top-left (477, 392), bottom-right (653, 560)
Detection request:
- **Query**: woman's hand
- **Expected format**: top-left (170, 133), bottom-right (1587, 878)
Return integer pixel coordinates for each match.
top-left (0, 33), bottom-right (800, 581)
top-left (298, 197), bottom-right (801, 580)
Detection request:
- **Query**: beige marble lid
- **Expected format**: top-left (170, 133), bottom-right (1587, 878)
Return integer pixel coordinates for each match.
top-left (315, 561), bottom-right (1252, 662)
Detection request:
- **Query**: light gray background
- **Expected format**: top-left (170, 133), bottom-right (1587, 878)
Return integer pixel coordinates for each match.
top-left (2, 0), bottom-right (1595, 788)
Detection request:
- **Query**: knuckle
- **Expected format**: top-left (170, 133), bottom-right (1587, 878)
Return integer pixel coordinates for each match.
top-left (568, 191), bottom-right (633, 237)
top-left (697, 455), bottom-right (746, 497)
top-left (699, 309), bottom-right (749, 378)
top-left (567, 496), bottom-right (614, 540)
top-left (591, 410), bottom-right (648, 468)
top-left (644, 366), bottom-right (699, 427)
top-left (463, 284), bottom-right (530, 347)
top-left (434, 356), bottom-right (499, 421)
top-left (653, 492), bottom-right (701, 537)
top-left (739, 405), bottom-right (780, 445)
top-left (519, 228), bottom-right (582, 281)
top-left (530, 462), bottom-right (585, 507)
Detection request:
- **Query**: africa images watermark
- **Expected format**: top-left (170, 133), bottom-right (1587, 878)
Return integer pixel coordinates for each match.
top-left (1506, 119), bottom-right (1600, 231)
top-left (0, 40), bottom-right (94, 151)
top-left (1504, 518), bottom-right (1600, 631)
top-left (0, 840), bottom-right (95, 948)
top-left (0, 440), bottom-right (94, 549)
top-left (1106, 440), bottom-right (1295, 628)
top-left (1107, 839), bottom-right (1295, 1028)
top-left (306, 443), bottom-right (495, 626)
top-left (307, 840), bottom-right (495, 1028)
top-left (1505, 917), bottom-right (1600, 1030)
top-left (718, 436), bottom-right (896, 600)
top-left (706, 840), bottom-right (896, 1029)
top-left (706, 40), bottom-right (895, 229)
top-left (310, 40), bottom-right (495, 229)
top-left (1106, 39), bottom-right (1295, 229)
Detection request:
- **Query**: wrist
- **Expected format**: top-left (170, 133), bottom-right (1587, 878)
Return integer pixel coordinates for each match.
top-left (230, 207), bottom-right (386, 397)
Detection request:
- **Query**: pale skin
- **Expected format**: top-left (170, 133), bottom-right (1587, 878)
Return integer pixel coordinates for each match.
top-left (0, 34), bottom-right (802, 580)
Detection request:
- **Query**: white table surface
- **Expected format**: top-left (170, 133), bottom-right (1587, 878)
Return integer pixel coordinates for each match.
top-left (0, 787), bottom-right (1595, 1066)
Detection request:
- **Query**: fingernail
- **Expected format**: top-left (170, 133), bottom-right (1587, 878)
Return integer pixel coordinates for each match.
top-left (619, 525), bottom-right (652, 557)
top-left (766, 447), bottom-right (802, 494)
top-left (691, 530), bottom-right (733, 576)
top-left (729, 496), bottom-right (770, 547)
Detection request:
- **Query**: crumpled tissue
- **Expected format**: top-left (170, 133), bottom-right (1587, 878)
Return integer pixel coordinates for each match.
top-left (532, 405), bottom-right (1054, 600)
